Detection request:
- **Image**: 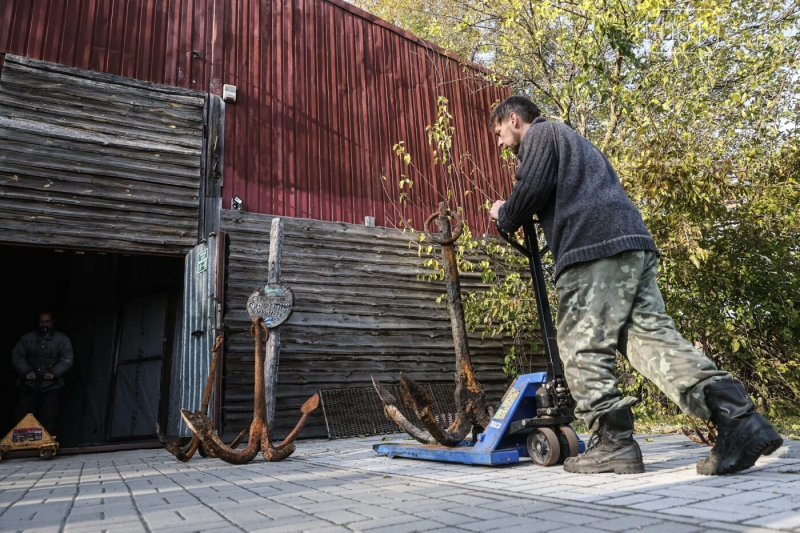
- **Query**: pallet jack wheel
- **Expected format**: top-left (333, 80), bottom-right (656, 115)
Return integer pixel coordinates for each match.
top-left (557, 425), bottom-right (580, 463)
top-left (527, 427), bottom-right (561, 466)
top-left (41, 450), bottom-right (54, 460)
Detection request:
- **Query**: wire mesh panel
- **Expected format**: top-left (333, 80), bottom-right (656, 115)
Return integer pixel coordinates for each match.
top-left (320, 383), bottom-right (458, 439)
top-left (427, 383), bottom-right (460, 429)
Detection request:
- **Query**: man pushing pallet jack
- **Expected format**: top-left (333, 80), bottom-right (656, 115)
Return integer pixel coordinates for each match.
top-left (376, 95), bottom-right (783, 476)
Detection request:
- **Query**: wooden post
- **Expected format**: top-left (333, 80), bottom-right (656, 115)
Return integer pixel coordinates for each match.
top-left (264, 217), bottom-right (284, 428)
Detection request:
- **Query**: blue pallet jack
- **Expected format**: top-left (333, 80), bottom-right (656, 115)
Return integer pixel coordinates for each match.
top-left (374, 219), bottom-right (584, 466)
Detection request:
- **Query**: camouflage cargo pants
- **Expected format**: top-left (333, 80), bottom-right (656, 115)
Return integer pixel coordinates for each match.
top-left (556, 250), bottom-right (730, 430)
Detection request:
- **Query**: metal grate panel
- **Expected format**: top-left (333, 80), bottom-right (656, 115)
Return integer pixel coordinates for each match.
top-left (319, 383), bottom-right (457, 439)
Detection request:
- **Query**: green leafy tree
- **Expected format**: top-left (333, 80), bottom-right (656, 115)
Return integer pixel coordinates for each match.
top-left (361, 0), bottom-right (800, 415)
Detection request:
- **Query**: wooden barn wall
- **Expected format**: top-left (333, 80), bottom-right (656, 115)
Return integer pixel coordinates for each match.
top-left (0, 54), bottom-right (205, 254)
top-left (0, 0), bottom-right (513, 233)
top-left (220, 209), bottom-right (533, 440)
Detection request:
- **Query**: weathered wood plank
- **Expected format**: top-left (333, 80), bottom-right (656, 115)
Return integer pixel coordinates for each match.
top-left (0, 215), bottom-right (195, 245)
top-left (0, 160), bottom-right (199, 197)
top-left (0, 189), bottom-right (198, 219)
top-left (0, 200), bottom-right (198, 229)
top-left (2, 105), bottom-right (203, 149)
top-left (0, 82), bottom-right (207, 124)
top-left (3, 57), bottom-right (206, 106)
top-left (0, 172), bottom-right (199, 208)
top-left (0, 230), bottom-right (189, 255)
top-left (6, 55), bottom-right (206, 99)
top-left (0, 127), bottom-right (201, 168)
top-left (0, 88), bottom-right (204, 137)
top-left (0, 117), bottom-right (202, 156)
top-left (264, 217), bottom-right (284, 428)
top-left (0, 136), bottom-right (202, 182)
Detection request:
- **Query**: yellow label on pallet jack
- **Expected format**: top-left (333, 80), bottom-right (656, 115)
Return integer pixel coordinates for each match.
top-left (493, 388), bottom-right (520, 420)
top-left (0, 413), bottom-right (59, 460)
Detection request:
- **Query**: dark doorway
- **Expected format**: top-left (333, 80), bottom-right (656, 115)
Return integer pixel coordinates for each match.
top-left (1, 245), bottom-right (183, 448)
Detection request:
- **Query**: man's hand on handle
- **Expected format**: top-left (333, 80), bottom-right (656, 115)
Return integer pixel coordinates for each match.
top-left (26, 372), bottom-right (35, 380)
top-left (490, 200), bottom-right (505, 221)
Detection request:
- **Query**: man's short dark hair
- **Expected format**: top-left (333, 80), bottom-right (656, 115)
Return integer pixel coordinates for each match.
top-left (490, 96), bottom-right (541, 126)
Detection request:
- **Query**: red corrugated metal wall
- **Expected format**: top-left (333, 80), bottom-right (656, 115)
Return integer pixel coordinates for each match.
top-left (1, 0), bottom-right (512, 232)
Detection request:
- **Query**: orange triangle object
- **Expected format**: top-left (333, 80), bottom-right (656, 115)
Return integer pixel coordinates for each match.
top-left (0, 413), bottom-right (59, 458)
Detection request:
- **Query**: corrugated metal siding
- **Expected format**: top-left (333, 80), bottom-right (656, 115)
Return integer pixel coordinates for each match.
top-left (168, 236), bottom-right (219, 437)
top-left (1, 0), bottom-right (513, 232)
top-left (220, 209), bottom-right (525, 440)
top-left (0, 54), bottom-right (205, 254)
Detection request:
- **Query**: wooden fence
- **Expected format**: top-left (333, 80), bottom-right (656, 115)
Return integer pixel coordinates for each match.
top-left (220, 210), bottom-right (543, 440)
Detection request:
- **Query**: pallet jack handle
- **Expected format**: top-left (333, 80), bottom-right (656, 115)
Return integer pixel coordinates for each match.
top-left (497, 220), bottom-right (573, 413)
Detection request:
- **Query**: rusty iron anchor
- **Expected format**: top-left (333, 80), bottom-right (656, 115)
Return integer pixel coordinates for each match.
top-left (373, 203), bottom-right (493, 446)
top-left (157, 335), bottom-right (246, 462)
top-left (181, 317), bottom-right (319, 464)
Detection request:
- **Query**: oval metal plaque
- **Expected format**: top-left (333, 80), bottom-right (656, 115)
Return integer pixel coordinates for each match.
top-left (246, 282), bottom-right (294, 328)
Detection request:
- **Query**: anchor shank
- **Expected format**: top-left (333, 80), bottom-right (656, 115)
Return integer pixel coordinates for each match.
top-left (436, 203), bottom-right (490, 429)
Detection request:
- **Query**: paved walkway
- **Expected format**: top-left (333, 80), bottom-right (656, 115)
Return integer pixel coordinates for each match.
top-left (1, 434), bottom-right (799, 533)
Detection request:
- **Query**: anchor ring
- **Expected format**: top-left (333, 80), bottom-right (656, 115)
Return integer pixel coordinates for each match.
top-left (424, 208), bottom-right (463, 245)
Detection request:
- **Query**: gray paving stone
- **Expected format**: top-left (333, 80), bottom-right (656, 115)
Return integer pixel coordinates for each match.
top-left (626, 496), bottom-right (696, 511)
top-left (313, 508), bottom-right (371, 524)
top-left (446, 504), bottom-right (510, 520)
top-left (658, 503), bottom-right (767, 523)
top-left (548, 525), bottom-right (612, 533)
top-left (631, 523), bottom-right (703, 533)
top-left (312, 527), bottom-right (352, 533)
top-left (459, 514), bottom-right (548, 531)
top-left (529, 509), bottom-right (600, 525)
top-left (593, 514), bottom-right (664, 531)
top-left (342, 503), bottom-right (406, 520)
top-left (351, 515), bottom-right (440, 533)
top-left (743, 510), bottom-right (800, 530)
top-left (413, 509), bottom-right (481, 526)
top-left (1, 434), bottom-right (799, 533)
top-left (596, 493), bottom-right (665, 507)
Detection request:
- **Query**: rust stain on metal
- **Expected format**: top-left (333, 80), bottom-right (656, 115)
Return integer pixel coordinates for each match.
top-left (181, 317), bottom-right (319, 464)
top-left (373, 203), bottom-right (492, 447)
top-left (371, 377), bottom-right (437, 444)
top-left (157, 336), bottom-right (246, 462)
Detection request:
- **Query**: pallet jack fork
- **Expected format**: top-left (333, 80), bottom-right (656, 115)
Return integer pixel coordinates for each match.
top-left (373, 219), bottom-right (584, 466)
top-left (0, 413), bottom-right (59, 460)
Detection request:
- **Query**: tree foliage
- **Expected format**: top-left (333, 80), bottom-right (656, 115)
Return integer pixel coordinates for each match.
top-left (357, 0), bottom-right (800, 415)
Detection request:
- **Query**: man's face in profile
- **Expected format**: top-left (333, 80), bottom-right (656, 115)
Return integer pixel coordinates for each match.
top-left (493, 114), bottom-right (524, 156)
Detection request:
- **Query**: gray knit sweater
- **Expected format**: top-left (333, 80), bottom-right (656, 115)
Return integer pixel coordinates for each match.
top-left (498, 117), bottom-right (657, 279)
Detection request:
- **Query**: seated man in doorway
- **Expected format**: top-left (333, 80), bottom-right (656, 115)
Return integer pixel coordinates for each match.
top-left (11, 311), bottom-right (74, 435)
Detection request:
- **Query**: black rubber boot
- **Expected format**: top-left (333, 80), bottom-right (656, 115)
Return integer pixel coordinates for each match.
top-left (563, 408), bottom-right (645, 474)
top-left (696, 379), bottom-right (783, 475)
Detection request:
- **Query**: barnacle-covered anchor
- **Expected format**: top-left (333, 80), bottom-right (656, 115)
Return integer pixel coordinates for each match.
top-left (157, 336), bottom-right (246, 462)
top-left (373, 203), bottom-right (493, 446)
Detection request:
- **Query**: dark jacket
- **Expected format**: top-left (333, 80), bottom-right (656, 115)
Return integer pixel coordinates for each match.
top-left (11, 330), bottom-right (74, 390)
top-left (498, 117), bottom-right (658, 279)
